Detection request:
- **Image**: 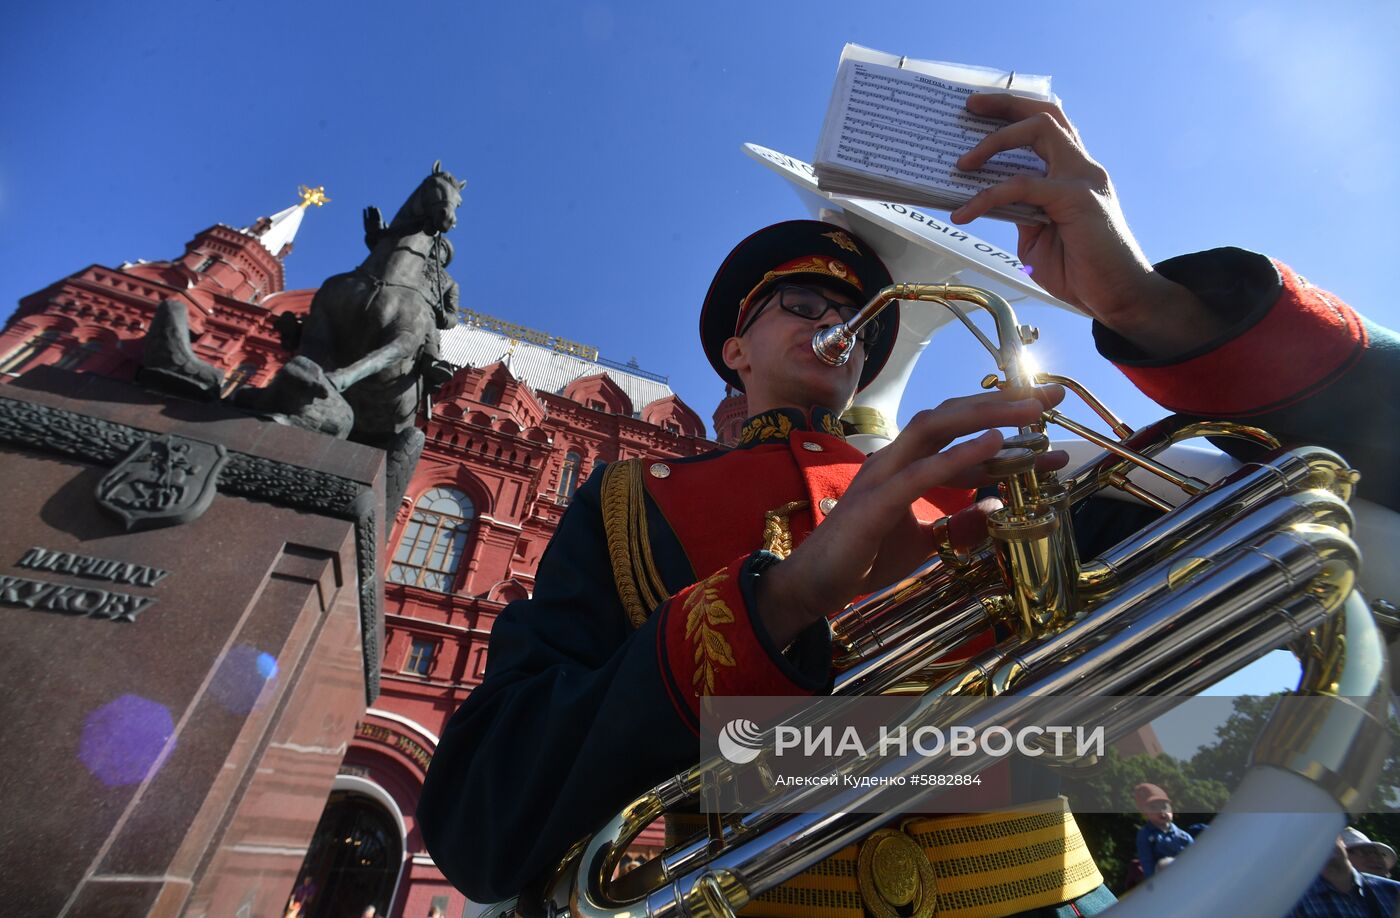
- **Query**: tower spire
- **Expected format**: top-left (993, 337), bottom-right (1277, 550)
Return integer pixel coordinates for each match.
top-left (244, 184), bottom-right (330, 259)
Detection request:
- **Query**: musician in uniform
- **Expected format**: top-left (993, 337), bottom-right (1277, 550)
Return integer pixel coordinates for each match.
top-left (419, 93), bottom-right (1400, 916)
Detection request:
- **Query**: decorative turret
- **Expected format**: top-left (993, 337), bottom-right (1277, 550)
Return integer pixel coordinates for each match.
top-left (175, 185), bottom-right (329, 303)
top-left (712, 385), bottom-right (748, 446)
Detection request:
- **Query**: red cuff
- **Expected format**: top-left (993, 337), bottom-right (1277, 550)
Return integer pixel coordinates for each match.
top-left (656, 557), bottom-right (819, 729)
top-left (1113, 260), bottom-right (1367, 417)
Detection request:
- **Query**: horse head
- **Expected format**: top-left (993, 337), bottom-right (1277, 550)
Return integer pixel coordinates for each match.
top-left (392, 161), bottom-right (466, 236)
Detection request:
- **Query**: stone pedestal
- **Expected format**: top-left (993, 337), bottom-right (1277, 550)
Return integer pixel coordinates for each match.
top-left (0, 369), bottom-right (385, 917)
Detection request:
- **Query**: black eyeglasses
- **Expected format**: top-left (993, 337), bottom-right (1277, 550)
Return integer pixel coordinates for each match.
top-left (740, 285), bottom-right (879, 345)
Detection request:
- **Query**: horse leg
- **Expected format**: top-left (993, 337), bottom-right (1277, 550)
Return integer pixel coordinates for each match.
top-left (324, 336), bottom-right (417, 392)
top-left (383, 424), bottom-right (426, 529)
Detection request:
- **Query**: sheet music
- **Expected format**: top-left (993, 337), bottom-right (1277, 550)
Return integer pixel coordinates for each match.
top-left (813, 47), bottom-right (1055, 223)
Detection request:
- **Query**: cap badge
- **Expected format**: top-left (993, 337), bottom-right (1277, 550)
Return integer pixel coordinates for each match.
top-left (822, 230), bottom-right (861, 255)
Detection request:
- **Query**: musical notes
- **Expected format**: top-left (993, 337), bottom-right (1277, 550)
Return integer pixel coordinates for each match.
top-left (814, 46), bottom-right (1053, 223)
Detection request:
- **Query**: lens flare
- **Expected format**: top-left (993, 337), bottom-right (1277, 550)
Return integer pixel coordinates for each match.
top-left (78, 694), bottom-right (175, 787)
top-left (209, 644), bottom-right (279, 714)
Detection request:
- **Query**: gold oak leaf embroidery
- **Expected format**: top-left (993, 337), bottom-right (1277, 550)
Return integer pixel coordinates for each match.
top-left (738, 412), bottom-right (794, 446)
top-left (683, 570), bottom-right (736, 695)
top-left (819, 413), bottom-right (846, 439)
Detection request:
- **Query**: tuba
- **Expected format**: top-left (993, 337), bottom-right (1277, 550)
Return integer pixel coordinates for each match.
top-left (488, 281), bottom-right (1395, 918)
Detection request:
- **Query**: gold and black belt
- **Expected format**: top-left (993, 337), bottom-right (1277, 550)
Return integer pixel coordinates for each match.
top-left (667, 797), bottom-right (1103, 918)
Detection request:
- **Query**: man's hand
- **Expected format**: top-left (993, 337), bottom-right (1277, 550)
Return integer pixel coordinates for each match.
top-left (755, 386), bottom-right (1065, 648)
top-left (949, 93), bottom-right (1225, 359)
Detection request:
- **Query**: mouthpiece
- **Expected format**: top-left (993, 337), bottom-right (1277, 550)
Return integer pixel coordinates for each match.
top-left (813, 325), bottom-right (856, 366)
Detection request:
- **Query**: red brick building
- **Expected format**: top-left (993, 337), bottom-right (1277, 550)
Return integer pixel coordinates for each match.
top-left (0, 195), bottom-right (715, 917)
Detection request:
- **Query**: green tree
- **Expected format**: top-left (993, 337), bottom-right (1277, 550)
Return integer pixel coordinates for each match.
top-left (1188, 694), bottom-right (1281, 790)
top-left (1189, 693), bottom-right (1400, 813)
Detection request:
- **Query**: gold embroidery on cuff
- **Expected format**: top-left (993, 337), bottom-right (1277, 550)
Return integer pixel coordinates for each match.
top-left (684, 569), bottom-right (737, 696)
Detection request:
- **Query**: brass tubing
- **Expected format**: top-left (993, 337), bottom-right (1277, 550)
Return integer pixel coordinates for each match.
top-left (1127, 594), bottom-right (1331, 699)
top-left (813, 284), bottom-right (1038, 390)
top-left (1078, 459), bottom-right (1346, 598)
top-left (1107, 472), bottom-right (1174, 512)
top-left (833, 595), bottom-right (992, 696)
top-left (997, 504), bottom-right (1352, 696)
top-left (826, 553), bottom-right (967, 650)
top-left (1064, 416), bottom-right (1283, 505)
top-left (1012, 529), bottom-right (1345, 698)
top-left (1036, 372), bottom-right (1134, 439)
top-left (1048, 410), bottom-right (1209, 495)
top-left (1251, 590), bottom-right (1391, 811)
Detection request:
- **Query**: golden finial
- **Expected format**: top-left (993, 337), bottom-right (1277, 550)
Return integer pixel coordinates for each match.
top-left (297, 185), bottom-right (331, 209)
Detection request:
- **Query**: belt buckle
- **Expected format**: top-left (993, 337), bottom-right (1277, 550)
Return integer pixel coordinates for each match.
top-left (857, 828), bottom-right (937, 918)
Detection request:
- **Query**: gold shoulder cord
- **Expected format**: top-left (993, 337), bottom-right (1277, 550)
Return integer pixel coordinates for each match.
top-left (761, 501), bottom-right (809, 560)
top-left (600, 460), bottom-right (671, 628)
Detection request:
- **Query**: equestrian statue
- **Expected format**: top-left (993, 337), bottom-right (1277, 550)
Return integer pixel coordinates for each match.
top-left (141, 161), bottom-right (467, 517)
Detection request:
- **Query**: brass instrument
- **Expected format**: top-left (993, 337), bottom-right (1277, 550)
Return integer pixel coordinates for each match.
top-left (488, 284), bottom-right (1391, 918)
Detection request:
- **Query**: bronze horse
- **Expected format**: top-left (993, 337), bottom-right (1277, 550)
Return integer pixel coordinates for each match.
top-left (299, 161), bottom-right (463, 440)
top-left (238, 162), bottom-right (466, 508)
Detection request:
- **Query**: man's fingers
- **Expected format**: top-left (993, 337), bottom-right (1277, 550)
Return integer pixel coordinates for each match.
top-left (950, 176), bottom-right (1087, 226)
top-left (965, 92), bottom-right (1081, 142)
top-left (1037, 449), bottom-right (1071, 473)
top-left (895, 430), bottom-right (1006, 502)
top-left (956, 111), bottom-right (1086, 174)
top-left (947, 498), bottom-right (1000, 552)
top-left (1016, 383), bottom-right (1066, 411)
top-left (882, 395), bottom-right (1044, 469)
top-left (879, 385), bottom-right (1061, 468)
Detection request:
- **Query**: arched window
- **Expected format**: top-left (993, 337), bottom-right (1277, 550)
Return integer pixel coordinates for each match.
top-left (290, 791), bottom-right (402, 918)
top-left (388, 487), bottom-right (475, 592)
top-left (480, 382), bottom-right (502, 406)
top-left (557, 451), bottom-right (582, 504)
top-left (51, 340), bottom-right (104, 371)
top-left (0, 329), bottom-right (60, 375)
top-left (221, 363), bottom-right (258, 396)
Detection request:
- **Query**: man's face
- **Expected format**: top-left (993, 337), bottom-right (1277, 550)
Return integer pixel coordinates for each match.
top-left (1347, 844), bottom-right (1392, 877)
top-left (724, 282), bottom-right (867, 411)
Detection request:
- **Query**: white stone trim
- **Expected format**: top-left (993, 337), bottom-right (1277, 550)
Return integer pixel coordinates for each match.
top-left (365, 707), bottom-right (441, 748)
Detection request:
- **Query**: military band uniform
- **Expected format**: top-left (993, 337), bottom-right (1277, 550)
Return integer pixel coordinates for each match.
top-left (419, 224), bottom-right (1400, 917)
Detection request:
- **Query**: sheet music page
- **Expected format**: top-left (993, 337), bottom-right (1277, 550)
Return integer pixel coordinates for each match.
top-left (816, 57), bottom-right (1048, 198)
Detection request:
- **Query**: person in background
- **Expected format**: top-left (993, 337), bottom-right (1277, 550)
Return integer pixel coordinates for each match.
top-left (1342, 826), bottom-right (1398, 879)
top-left (1134, 783), bottom-right (1193, 878)
top-left (1290, 833), bottom-right (1400, 917)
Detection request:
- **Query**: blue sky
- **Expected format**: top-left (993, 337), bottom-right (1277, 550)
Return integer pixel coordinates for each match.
top-left (4, 1), bottom-right (1396, 693)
